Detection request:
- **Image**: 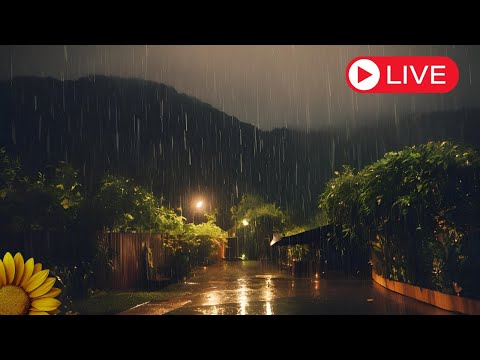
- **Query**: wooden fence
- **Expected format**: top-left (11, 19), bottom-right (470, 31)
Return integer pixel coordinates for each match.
top-left (0, 231), bottom-right (177, 291)
top-left (96, 232), bottom-right (175, 290)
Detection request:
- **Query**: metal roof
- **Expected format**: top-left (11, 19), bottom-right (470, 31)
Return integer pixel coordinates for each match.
top-left (270, 224), bottom-right (339, 247)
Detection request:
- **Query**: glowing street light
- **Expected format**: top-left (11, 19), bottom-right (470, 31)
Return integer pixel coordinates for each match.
top-left (242, 219), bottom-right (249, 226)
top-left (192, 199), bottom-right (206, 224)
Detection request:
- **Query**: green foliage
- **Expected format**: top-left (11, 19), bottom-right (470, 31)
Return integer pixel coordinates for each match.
top-left (165, 211), bottom-right (227, 256)
top-left (288, 244), bottom-right (310, 262)
top-left (32, 162), bottom-right (83, 229)
top-left (318, 166), bottom-right (367, 258)
top-left (50, 161), bottom-right (83, 211)
top-left (92, 175), bottom-right (226, 264)
top-left (93, 175), bottom-right (152, 232)
top-left (156, 205), bottom-right (185, 236)
top-left (319, 141), bottom-right (480, 295)
top-left (283, 224), bottom-right (310, 237)
top-left (0, 147), bottom-right (21, 199)
top-left (186, 212), bottom-right (227, 246)
top-left (281, 222), bottom-right (313, 265)
top-left (307, 210), bottom-right (329, 229)
top-left (319, 166), bottom-right (364, 234)
top-left (92, 175), bottom-right (185, 234)
top-left (0, 147), bottom-right (228, 293)
top-left (231, 193), bottom-right (287, 259)
top-left (231, 193), bottom-right (286, 231)
top-left (0, 159), bottom-right (83, 231)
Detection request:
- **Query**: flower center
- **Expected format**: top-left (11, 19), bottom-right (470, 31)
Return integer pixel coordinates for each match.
top-left (0, 285), bottom-right (31, 315)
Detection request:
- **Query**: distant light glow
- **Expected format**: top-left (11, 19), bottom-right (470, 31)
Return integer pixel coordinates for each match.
top-left (240, 253), bottom-right (247, 261)
top-left (264, 278), bottom-right (273, 315)
top-left (238, 278), bottom-right (248, 315)
top-left (266, 302), bottom-right (272, 315)
top-left (242, 219), bottom-right (249, 226)
top-left (195, 200), bottom-right (204, 209)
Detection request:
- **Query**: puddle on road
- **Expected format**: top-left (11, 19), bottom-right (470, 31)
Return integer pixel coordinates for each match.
top-left (255, 274), bottom-right (278, 278)
top-left (255, 274), bottom-right (290, 280)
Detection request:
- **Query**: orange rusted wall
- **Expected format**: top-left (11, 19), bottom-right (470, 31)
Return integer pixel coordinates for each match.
top-left (372, 269), bottom-right (480, 315)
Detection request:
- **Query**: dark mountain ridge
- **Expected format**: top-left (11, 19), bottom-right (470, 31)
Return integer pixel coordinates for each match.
top-left (1, 75), bottom-right (480, 227)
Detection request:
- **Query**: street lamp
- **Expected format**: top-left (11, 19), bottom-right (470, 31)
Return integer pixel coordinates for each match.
top-left (242, 219), bottom-right (249, 226)
top-left (192, 198), bottom-right (205, 224)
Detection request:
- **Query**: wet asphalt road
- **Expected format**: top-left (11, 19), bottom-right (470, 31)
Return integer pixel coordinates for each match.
top-left (164, 261), bottom-right (451, 315)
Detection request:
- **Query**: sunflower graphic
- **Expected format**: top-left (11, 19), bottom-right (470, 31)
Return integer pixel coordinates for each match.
top-left (0, 252), bottom-right (62, 315)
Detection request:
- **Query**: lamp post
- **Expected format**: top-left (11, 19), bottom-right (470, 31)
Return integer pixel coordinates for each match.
top-left (192, 199), bottom-right (205, 224)
top-left (238, 219), bottom-right (249, 259)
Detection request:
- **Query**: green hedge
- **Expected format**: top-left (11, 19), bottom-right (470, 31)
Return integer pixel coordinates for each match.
top-left (320, 141), bottom-right (480, 297)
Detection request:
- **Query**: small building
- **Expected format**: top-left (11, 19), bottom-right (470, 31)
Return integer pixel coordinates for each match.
top-left (270, 224), bottom-right (368, 277)
top-left (270, 225), bottom-right (339, 247)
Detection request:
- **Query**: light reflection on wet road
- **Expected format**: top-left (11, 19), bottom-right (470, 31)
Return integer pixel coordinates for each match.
top-left (166, 261), bottom-right (452, 315)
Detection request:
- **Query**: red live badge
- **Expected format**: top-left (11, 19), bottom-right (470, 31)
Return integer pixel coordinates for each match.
top-left (346, 56), bottom-right (459, 93)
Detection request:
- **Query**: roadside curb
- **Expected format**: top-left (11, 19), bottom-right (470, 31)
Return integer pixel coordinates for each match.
top-left (118, 299), bottom-right (192, 315)
top-left (372, 269), bottom-right (480, 315)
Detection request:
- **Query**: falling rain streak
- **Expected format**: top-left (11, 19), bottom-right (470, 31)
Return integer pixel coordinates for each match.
top-left (0, 45), bottom-right (480, 224)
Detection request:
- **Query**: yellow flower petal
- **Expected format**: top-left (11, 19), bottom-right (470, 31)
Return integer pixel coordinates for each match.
top-left (20, 258), bottom-right (35, 288)
top-left (0, 259), bottom-right (6, 286)
top-left (31, 297), bottom-right (61, 311)
top-left (29, 310), bottom-right (50, 315)
top-left (25, 269), bottom-right (49, 293)
top-left (29, 277), bottom-right (56, 298)
top-left (13, 252), bottom-right (25, 285)
top-left (32, 263), bottom-right (42, 275)
top-left (36, 287), bottom-right (61, 299)
top-left (3, 252), bottom-right (15, 284)
top-left (48, 309), bottom-right (60, 315)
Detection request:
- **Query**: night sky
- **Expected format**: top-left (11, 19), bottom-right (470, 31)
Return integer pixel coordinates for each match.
top-left (1, 45), bottom-right (479, 130)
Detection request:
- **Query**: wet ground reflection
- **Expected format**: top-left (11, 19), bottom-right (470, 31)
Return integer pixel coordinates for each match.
top-left (166, 261), bottom-right (452, 315)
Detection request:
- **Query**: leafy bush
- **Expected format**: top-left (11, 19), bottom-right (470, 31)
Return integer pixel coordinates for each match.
top-left (0, 157), bottom-right (83, 232)
top-left (0, 148), bottom-right (228, 293)
top-left (320, 141), bottom-right (480, 296)
top-left (231, 193), bottom-right (287, 259)
top-left (92, 175), bottom-right (185, 234)
top-left (165, 211), bottom-right (227, 264)
top-left (231, 193), bottom-right (286, 230)
top-left (0, 147), bottom-right (21, 199)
